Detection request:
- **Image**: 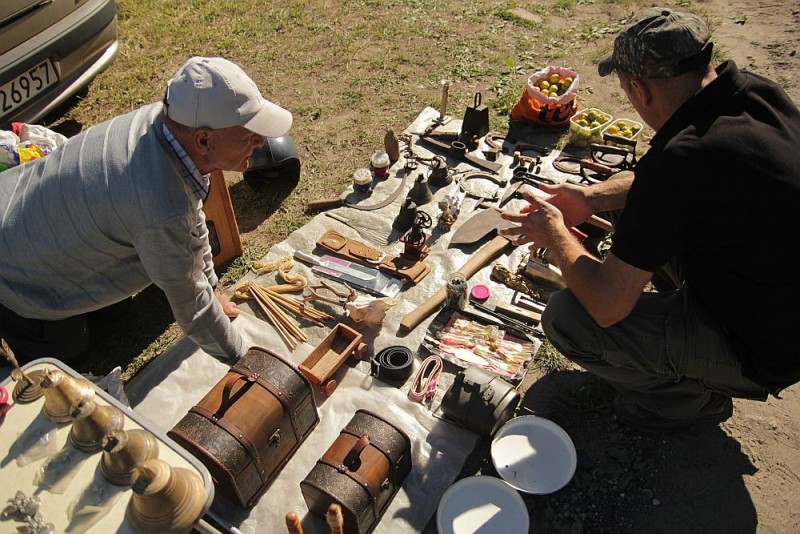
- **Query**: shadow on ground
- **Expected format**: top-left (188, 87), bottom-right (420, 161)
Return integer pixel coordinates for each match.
top-left (428, 369), bottom-right (759, 533)
top-left (77, 285), bottom-right (175, 376)
top-left (228, 170), bottom-right (300, 234)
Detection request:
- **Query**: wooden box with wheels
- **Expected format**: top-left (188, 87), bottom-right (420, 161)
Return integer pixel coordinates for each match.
top-left (299, 324), bottom-right (367, 396)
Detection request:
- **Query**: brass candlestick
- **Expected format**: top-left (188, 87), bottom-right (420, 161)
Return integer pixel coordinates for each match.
top-left (1, 338), bottom-right (45, 403)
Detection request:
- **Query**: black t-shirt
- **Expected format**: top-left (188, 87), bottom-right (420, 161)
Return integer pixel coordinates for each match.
top-left (611, 61), bottom-right (800, 390)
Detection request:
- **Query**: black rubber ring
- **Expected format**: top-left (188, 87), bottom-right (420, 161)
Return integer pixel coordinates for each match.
top-left (371, 346), bottom-right (414, 384)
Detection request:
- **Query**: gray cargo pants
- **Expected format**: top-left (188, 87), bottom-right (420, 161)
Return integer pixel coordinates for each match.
top-left (541, 286), bottom-right (769, 421)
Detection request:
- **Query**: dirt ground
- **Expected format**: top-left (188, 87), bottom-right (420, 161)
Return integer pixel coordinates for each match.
top-left (38, 0), bottom-right (800, 532)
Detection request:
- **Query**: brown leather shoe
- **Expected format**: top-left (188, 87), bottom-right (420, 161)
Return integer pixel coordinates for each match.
top-left (613, 392), bottom-right (733, 431)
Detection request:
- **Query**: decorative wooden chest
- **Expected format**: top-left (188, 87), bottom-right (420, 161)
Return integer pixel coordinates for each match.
top-left (168, 347), bottom-right (319, 508)
top-left (300, 409), bottom-right (412, 534)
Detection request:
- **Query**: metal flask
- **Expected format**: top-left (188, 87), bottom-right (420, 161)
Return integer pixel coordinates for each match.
top-left (440, 365), bottom-right (521, 437)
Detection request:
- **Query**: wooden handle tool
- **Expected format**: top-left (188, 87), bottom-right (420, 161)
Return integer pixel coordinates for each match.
top-left (399, 234), bottom-right (510, 332)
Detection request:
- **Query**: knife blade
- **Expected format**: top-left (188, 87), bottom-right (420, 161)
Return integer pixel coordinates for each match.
top-left (294, 251), bottom-right (374, 281)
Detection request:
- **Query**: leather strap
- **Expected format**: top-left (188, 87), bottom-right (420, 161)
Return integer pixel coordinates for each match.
top-left (317, 229), bottom-right (430, 284)
top-left (319, 431), bottom-right (382, 514)
top-left (190, 389), bottom-right (269, 482)
top-left (370, 346), bottom-right (414, 384)
top-left (408, 355), bottom-right (442, 403)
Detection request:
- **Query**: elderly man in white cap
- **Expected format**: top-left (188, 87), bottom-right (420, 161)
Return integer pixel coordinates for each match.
top-left (0, 57), bottom-right (292, 364)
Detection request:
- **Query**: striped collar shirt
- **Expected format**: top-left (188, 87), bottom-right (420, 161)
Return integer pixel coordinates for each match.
top-left (162, 122), bottom-right (209, 200)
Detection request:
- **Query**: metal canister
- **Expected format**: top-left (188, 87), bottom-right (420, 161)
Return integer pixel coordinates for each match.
top-left (440, 365), bottom-right (521, 437)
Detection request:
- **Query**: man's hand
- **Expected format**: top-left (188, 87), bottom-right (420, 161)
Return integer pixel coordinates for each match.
top-left (499, 189), bottom-right (568, 249)
top-left (215, 288), bottom-right (239, 318)
top-left (535, 182), bottom-right (597, 228)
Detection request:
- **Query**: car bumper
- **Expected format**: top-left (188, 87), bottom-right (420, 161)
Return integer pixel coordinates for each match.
top-left (0, 0), bottom-right (118, 127)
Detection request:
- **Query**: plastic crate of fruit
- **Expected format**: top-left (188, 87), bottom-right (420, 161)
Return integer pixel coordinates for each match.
top-left (601, 118), bottom-right (643, 144)
top-left (569, 108), bottom-right (613, 147)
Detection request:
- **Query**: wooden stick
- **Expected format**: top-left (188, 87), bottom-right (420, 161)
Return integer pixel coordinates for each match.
top-left (250, 286), bottom-right (305, 343)
top-left (263, 287), bottom-right (330, 325)
top-left (326, 503), bottom-right (344, 534)
top-left (251, 285), bottom-right (308, 340)
top-left (285, 511), bottom-right (304, 534)
top-left (248, 286), bottom-right (300, 348)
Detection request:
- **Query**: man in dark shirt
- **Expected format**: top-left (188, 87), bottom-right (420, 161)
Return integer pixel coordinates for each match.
top-left (501, 8), bottom-right (800, 429)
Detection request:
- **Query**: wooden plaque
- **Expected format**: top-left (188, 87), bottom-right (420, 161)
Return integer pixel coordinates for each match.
top-left (202, 170), bottom-right (243, 267)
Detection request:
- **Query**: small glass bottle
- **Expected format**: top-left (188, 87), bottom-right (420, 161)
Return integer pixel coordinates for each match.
top-left (445, 272), bottom-right (468, 309)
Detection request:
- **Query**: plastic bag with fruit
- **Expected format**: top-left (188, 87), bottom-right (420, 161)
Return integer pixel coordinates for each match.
top-left (511, 66), bottom-right (579, 126)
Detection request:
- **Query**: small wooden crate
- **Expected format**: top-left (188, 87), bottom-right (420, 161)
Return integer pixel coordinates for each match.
top-left (299, 324), bottom-right (366, 396)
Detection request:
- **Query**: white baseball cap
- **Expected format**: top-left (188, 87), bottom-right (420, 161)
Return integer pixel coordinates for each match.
top-left (165, 56), bottom-right (293, 138)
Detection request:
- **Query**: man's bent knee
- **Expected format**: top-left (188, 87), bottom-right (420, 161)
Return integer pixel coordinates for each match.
top-left (542, 289), bottom-right (598, 355)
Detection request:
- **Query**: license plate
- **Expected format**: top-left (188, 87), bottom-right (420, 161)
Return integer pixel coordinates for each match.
top-left (0, 59), bottom-right (59, 118)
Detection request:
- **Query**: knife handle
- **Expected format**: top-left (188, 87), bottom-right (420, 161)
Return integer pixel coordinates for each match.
top-left (307, 197), bottom-right (344, 211)
top-left (587, 214), bottom-right (614, 233)
top-left (399, 235), bottom-right (510, 333)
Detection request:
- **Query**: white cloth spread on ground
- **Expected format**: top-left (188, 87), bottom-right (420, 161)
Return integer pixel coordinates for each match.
top-left (125, 108), bottom-right (542, 533)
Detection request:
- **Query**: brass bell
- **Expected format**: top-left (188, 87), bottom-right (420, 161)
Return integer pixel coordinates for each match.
top-left (40, 368), bottom-right (95, 423)
top-left (428, 156), bottom-right (451, 187)
top-left (68, 398), bottom-right (125, 453)
top-left (101, 429), bottom-right (160, 486)
top-left (392, 198), bottom-right (418, 234)
top-left (408, 173), bottom-right (433, 205)
top-left (127, 458), bottom-right (205, 534)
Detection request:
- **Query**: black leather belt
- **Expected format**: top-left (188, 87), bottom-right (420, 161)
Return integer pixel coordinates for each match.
top-left (370, 346), bottom-right (414, 384)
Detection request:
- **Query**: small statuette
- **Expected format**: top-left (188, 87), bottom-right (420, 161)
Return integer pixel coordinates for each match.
top-left (2, 491), bottom-right (54, 533)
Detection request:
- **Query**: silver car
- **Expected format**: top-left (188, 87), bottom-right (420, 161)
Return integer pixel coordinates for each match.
top-left (0, 0), bottom-right (118, 128)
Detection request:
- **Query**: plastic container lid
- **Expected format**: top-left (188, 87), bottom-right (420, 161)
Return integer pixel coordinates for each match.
top-left (470, 284), bottom-right (490, 301)
top-left (352, 167), bottom-right (373, 185)
top-left (491, 415), bottom-right (577, 494)
top-left (370, 150), bottom-right (390, 169)
top-left (437, 475), bottom-right (529, 534)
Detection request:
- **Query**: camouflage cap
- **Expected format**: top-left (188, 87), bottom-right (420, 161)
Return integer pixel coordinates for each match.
top-left (598, 8), bottom-right (713, 78)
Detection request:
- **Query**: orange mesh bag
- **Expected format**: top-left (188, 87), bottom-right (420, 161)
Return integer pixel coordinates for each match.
top-left (511, 66), bottom-right (580, 126)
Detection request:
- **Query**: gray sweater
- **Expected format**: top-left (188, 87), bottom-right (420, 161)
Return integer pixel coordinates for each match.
top-left (0, 102), bottom-right (244, 360)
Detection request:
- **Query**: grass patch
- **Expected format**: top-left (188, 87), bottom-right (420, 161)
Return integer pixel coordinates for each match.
top-left (533, 339), bottom-right (573, 373)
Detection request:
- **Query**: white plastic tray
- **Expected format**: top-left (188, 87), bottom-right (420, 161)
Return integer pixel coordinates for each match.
top-left (0, 358), bottom-right (214, 533)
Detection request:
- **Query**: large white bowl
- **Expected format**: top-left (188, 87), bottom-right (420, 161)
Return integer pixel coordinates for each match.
top-left (491, 415), bottom-right (577, 494)
top-left (437, 475), bottom-right (529, 534)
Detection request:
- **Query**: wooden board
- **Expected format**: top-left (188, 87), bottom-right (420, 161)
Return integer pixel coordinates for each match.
top-left (202, 170), bottom-right (243, 268)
